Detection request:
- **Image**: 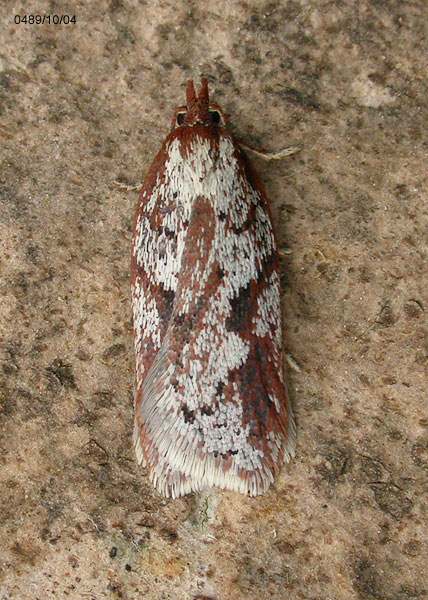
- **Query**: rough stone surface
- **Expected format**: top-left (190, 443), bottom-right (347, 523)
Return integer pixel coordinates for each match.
top-left (0, 1), bottom-right (427, 599)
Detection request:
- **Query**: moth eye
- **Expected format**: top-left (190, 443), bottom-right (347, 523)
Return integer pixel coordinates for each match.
top-left (209, 110), bottom-right (221, 125)
top-left (176, 112), bottom-right (187, 126)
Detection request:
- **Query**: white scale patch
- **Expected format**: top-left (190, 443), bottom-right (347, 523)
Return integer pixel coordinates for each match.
top-left (132, 275), bottom-right (161, 386)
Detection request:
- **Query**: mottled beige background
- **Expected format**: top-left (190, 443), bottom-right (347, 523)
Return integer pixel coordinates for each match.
top-left (0, 1), bottom-right (427, 599)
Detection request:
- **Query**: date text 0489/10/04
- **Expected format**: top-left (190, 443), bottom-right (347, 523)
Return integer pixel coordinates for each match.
top-left (14, 14), bottom-right (76, 25)
top-left (131, 79), bottom-right (295, 499)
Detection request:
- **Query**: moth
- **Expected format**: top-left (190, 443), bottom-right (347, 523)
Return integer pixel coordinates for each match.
top-left (131, 78), bottom-right (295, 498)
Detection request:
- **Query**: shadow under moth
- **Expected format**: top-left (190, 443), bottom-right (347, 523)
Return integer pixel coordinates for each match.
top-left (131, 78), bottom-right (295, 498)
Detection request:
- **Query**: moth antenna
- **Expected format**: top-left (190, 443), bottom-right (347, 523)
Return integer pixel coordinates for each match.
top-left (186, 80), bottom-right (197, 109)
top-left (198, 77), bottom-right (209, 106)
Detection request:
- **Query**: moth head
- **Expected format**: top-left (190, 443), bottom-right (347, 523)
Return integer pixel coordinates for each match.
top-left (172, 78), bottom-right (227, 129)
